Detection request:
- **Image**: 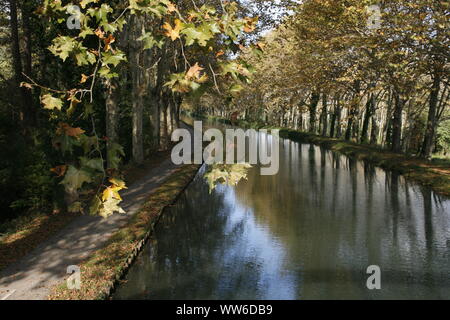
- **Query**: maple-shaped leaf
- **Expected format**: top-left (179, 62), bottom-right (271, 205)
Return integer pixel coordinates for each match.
top-left (102, 185), bottom-right (123, 201)
top-left (56, 122), bottom-right (85, 137)
top-left (186, 63), bottom-right (204, 80)
top-left (60, 165), bottom-right (92, 190)
top-left (109, 177), bottom-right (127, 189)
top-left (99, 197), bottom-right (125, 218)
top-left (41, 94), bottom-right (63, 110)
top-left (80, 0), bottom-right (99, 9)
top-left (167, 2), bottom-right (176, 13)
top-left (80, 157), bottom-right (104, 172)
top-left (163, 19), bottom-right (183, 41)
top-left (102, 51), bottom-right (127, 67)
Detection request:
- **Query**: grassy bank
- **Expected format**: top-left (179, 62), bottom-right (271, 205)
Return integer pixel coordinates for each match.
top-left (0, 151), bottom-right (171, 273)
top-left (187, 111), bottom-right (450, 197)
top-left (48, 164), bottom-right (201, 300)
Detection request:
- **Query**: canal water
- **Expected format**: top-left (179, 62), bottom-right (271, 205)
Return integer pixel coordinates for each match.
top-left (114, 128), bottom-right (450, 300)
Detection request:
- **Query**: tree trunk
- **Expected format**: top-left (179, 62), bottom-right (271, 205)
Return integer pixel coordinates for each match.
top-left (21, 0), bottom-right (35, 125)
top-left (309, 91), bottom-right (320, 133)
top-left (130, 16), bottom-right (144, 164)
top-left (320, 93), bottom-right (328, 136)
top-left (420, 69), bottom-right (441, 159)
top-left (105, 78), bottom-right (119, 168)
top-left (360, 93), bottom-right (374, 144)
top-left (391, 93), bottom-right (404, 153)
top-left (9, 0), bottom-right (26, 125)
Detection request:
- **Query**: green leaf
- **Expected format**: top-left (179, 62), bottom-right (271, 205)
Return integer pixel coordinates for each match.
top-left (89, 195), bottom-right (102, 215)
top-left (80, 157), bottom-right (104, 172)
top-left (41, 94), bottom-right (63, 110)
top-left (107, 142), bottom-right (125, 169)
top-left (48, 36), bottom-right (77, 61)
top-left (60, 165), bottom-right (92, 190)
top-left (102, 51), bottom-right (127, 67)
top-left (138, 32), bottom-right (164, 50)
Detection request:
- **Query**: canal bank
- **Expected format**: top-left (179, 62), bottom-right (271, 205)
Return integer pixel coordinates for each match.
top-left (47, 164), bottom-right (201, 300)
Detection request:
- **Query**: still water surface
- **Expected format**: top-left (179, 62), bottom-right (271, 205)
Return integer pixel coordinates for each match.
top-left (114, 130), bottom-right (450, 299)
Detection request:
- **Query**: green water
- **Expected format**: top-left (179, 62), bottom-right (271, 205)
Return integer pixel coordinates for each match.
top-left (114, 133), bottom-right (450, 300)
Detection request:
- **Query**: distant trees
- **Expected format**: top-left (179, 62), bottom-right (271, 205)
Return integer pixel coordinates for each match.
top-left (201, 0), bottom-right (449, 158)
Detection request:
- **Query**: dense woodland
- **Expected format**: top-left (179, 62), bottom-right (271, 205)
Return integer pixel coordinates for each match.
top-left (0, 0), bottom-right (449, 223)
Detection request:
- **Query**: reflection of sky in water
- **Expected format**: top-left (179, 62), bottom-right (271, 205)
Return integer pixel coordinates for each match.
top-left (217, 184), bottom-right (298, 299)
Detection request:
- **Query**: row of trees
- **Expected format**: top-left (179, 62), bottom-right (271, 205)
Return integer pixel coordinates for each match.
top-left (197, 0), bottom-right (449, 158)
top-left (0, 0), bottom-right (266, 221)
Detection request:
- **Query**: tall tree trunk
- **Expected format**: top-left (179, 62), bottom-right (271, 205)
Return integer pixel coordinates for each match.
top-left (159, 96), bottom-right (169, 150)
top-left (130, 16), bottom-right (144, 164)
top-left (105, 78), bottom-right (119, 168)
top-left (360, 93), bottom-right (374, 144)
top-left (9, 0), bottom-right (25, 125)
top-left (370, 114), bottom-right (379, 145)
top-left (149, 94), bottom-right (160, 150)
top-left (420, 69), bottom-right (441, 159)
top-left (391, 92), bottom-right (404, 153)
top-left (320, 93), bottom-right (328, 136)
top-left (309, 91), bottom-right (320, 133)
top-left (21, 0), bottom-right (35, 125)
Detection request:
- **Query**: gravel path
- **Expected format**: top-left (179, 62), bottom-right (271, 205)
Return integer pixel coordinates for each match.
top-left (0, 157), bottom-right (182, 300)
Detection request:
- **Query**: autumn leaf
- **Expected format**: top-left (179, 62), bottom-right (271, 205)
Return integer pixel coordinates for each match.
top-left (94, 28), bottom-right (105, 39)
top-left (256, 42), bottom-right (265, 51)
top-left (167, 2), bottom-right (176, 13)
top-left (109, 177), bottom-right (127, 189)
top-left (243, 17), bottom-right (258, 33)
top-left (185, 63), bottom-right (204, 80)
top-left (56, 122), bottom-right (85, 137)
top-left (80, 74), bottom-right (89, 84)
top-left (103, 34), bottom-right (115, 52)
top-left (163, 19), bottom-right (183, 41)
top-left (20, 82), bottom-right (33, 89)
top-left (50, 165), bottom-right (68, 177)
top-left (102, 185), bottom-right (123, 201)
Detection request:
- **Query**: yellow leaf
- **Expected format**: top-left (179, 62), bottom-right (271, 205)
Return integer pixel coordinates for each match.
top-left (185, 63), bottom-right (204, 80)
top-left (163, 19), bottom-right (183, 41)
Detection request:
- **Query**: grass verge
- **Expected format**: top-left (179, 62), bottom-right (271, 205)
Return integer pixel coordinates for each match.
top-left (48, 164), bottom-right (201, 300)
